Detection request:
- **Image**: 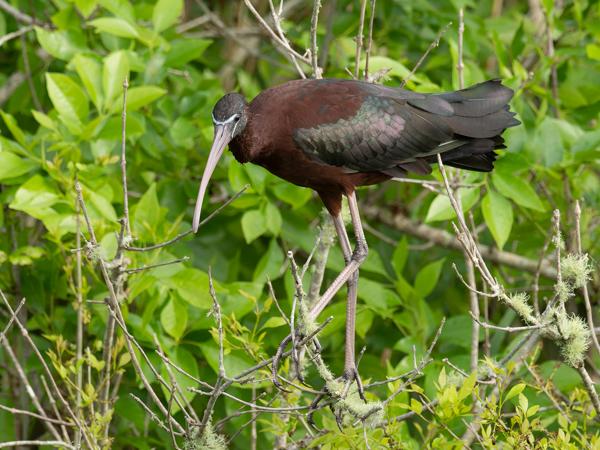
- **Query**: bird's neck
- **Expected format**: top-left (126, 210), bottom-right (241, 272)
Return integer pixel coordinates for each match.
top-left (229, 134), bottom-right (252, 163)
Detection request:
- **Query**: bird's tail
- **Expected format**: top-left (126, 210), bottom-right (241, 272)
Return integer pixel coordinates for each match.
top-left (426, 80), bottom-right (520, 172)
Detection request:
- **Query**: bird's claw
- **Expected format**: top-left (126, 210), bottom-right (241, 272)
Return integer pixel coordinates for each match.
top-left (342, 367), bottom-right (367, 403)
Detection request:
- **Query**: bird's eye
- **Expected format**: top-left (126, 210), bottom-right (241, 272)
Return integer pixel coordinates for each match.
top-left (234, 115), bottom-right (240, 122)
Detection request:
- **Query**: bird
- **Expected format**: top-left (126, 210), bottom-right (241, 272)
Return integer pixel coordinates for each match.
top-left (192, 78), bottom-right (519, 390)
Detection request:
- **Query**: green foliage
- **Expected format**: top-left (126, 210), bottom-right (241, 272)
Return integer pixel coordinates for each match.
top-left (0, 0), bottom-right (598, 448)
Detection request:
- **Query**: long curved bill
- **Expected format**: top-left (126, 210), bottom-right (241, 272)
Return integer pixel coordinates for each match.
top-left (192, 124), bottom-right (233, 233)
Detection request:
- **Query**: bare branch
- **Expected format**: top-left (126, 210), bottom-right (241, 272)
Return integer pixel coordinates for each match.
top-left (310, 0), bottom-right (323, 78)
top-left (354, 0), bottom-right (368, 79)
top-left (400, 22), bottom-right (452, 88)
top-left (125, 186), bottom-right (247, 252)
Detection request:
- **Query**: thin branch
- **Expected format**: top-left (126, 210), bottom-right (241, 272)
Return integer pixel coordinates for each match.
top-left (469, 312), bottom-right (543, 332)
top-left (0, 0), bottom-right (38, 25)
top-left (124, 257), bottom-right (189, 274)
top-left (574, 200), bottom-right (600, 357)
top-left (0, 25), bottom-right (33, 47)
top-left (362, 204), bottom-right (557, 278)
top-left (354, 0), bottom-right (368, 79)
top-left (0, 404), bottom-right (73, 427)
top-left (457, 8), bottom-right (465, 89)
top-left (120, 77), bottom-right (132, 240)
top-left (125, 186), bottom-right (247, 252)
top-left (364, 0), bottom-right (376, 80)
top-left (400, 22), bottom-right (452, 88)
top-left (0, 441), bottom-right (75, 449)
top-left (309, 0), bottom-right (323, 78)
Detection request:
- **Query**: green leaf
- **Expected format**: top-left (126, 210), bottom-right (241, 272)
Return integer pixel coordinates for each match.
top-left (492, 172), bottom-right (545, 212)
top-left (9, 175), bottom-right (74, 238)
top-left (253, 239), bottom-right (284, 282)
top-left (164, 39), bottom-right (212, 67)
top-left (261, 317), bottom-right (287, 329)
top-left (103, 51), bottom-right (129, 110)
top-left (152, 0), bottom-right (183, 32)
top-left (31, 110), bottom-right (57, 131)
top-left (98, 0), bottom-right (135, 22)
top-left (34, 27), bottom-right (87, 61)
top-left (75, 0), bottom-right (97, 17)
top-left (89, 17), bottom-right (139, 39)
top-left (272, 183), bottom-right (312, 208)
top-left (482, 189), bottom-right (513, 249)
top-left (9, 246), bottom-right (45, 266)
top-left (161, 295), bottom-right (187, 340)
top-left (458, 372), bottom-right (478, 401)
top-left (586, 44), bottom-right (600, 61)
top-left (0, 153), bottom-right (36, 181)
top-left (72, 54), bottom-right (103, 109)
top-left (265, 202), bottom-right (282, 235)
top-left (45, 73), bottom-right (89, 134)
top-left (163, 268), bottom-right (212, 309)
top-left (505, 383), bottom-right (526, 401)
top-left (111, 86), bottom-right (166, 113)
top-left (200, 343), bottom-right (254, 379)
top-left (425, 188), bottom-right (479, 222)
top-left (414, 258), bottom-right (445, 298)
top-left (392, 237), bottom-right (409, 276)
top-left (133, 184), bottom-right (162, 239)
top-left (241, 209), bottom-right (267, 243)
top-left (86, 188), bottom-right (117, 222)
top-left (0, 111), bottom-right (26, 146)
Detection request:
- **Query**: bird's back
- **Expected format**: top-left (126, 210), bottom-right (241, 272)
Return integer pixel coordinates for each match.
top-left (246, 78), bottom-right (519, 177)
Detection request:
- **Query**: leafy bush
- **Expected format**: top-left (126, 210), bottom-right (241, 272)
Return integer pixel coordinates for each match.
top-left (0, 0), bottom-right (598, 448)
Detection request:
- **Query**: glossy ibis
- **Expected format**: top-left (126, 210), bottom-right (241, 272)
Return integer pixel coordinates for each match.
top-left (192, 78), bottom-right (518, 389)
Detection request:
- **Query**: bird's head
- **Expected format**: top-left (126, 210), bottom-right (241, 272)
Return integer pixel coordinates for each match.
top-left (192, 93), bottom-right (248, 233)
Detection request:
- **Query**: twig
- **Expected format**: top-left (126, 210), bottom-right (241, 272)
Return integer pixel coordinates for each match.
top-left (457, 8), bottom-right (465, 89)
top-left (309, 0), bottom-right (323, 78)
top-left (574, 201), bottom-right (600, 357)
top-left (0, 25), bottom-right (33, 47)
top-left (0, 404), bottom-right (73, 426)
top-left (1, 291), bottom-right (91, 446)
top-left (0, 0), bottom-right (38, 25)
top-left (74, 191), bottom-right (84, 448)
top-left (364, 0), bottom-right (376, 80)
top-left (75, 185), bottom-right (187, 436)
top-left (400, 22), bottom-right (452, 88)
top-left (120, 78), bottom-right (132, 240)
top-left (354, 0), bottom-right (368, 79)
top-left (0, 441), bottom-right (76, 449)
top-left (243, 0), bottom-right (308, 78)
top-left (361, 205), bottom-right (557, 278)
top-left (129, 394), bottom-right (180, 435)
top-left (469, 312), bottom-right (543, 332)
top-left (0, 333), bottom-right (63, 441)
top-left (125, 186), bottom-right (247, 251)
top-left (124, 257), bottom-right (189, 274)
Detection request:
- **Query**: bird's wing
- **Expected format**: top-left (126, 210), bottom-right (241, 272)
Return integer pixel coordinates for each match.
top-left (292, 80), bottom-right (518, 176)
top-left (293, 94), bottom-right (459, 175)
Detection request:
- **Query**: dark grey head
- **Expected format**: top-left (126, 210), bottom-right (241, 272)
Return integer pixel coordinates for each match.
top-left (212, 93), bottom-right (248, 139)
top-left (192, 93), bottom-right (248, 233)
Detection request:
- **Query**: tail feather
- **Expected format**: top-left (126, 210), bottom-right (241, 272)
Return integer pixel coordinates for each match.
top-left (435, 80), bottom-right (518, 172)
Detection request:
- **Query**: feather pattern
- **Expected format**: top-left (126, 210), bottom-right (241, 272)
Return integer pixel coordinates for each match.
top-left (292, 79), bottom-right (519, 175)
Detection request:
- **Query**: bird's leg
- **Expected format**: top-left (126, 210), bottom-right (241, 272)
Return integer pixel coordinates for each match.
top-left (323, 193), bottom-right (368, 401)
top-left (308, 192), bottom-right (368, 320)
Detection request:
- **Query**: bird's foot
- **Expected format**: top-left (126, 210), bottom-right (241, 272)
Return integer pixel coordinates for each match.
top-left (342, 367), bottom-right (367, 403)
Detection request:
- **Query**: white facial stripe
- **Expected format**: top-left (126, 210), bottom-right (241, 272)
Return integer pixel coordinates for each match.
top-left (212, 113), bottom-right (239, 126)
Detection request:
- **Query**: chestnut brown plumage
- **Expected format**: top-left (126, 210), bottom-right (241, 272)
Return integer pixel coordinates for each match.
top-left (193, 78), bottom-right (519, 387)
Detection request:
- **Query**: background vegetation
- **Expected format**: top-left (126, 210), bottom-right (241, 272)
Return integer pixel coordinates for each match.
top-left (0, 0), bottom-right (599, 448)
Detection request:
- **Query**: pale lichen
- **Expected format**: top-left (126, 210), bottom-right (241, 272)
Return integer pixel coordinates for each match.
top-left (185, 421), bottom-right (227, 450)
top-left (557, 314), bottom-right (591, 367)
top-left (504, 292), bottom-right (535, 323)
top-left (561, 253), bottom-right (592, 289)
